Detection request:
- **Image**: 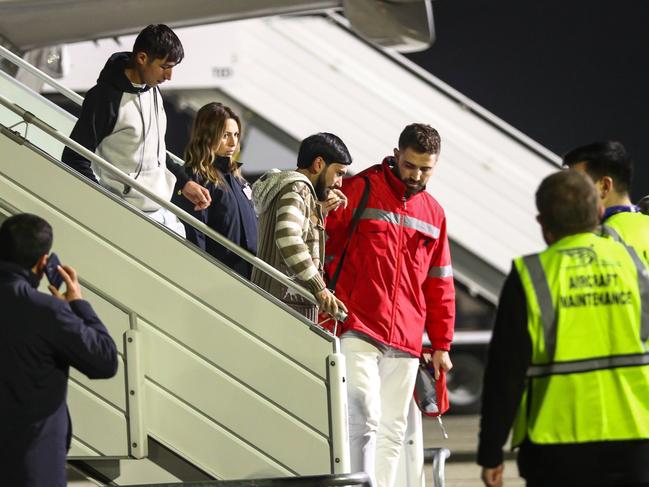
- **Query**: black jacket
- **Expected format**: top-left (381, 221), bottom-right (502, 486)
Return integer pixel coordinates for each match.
top-left (61, 51), bottom-right (188, 188)
top-left (0, 261), bottom-right (118, 487)
top-left (477, 266), bottom-right (649, 486)
top-left (173, 160), bottom-right (258, 279)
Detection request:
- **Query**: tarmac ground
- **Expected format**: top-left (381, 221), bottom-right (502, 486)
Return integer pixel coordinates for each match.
top-left (423, 414), bottom-right (524, 487)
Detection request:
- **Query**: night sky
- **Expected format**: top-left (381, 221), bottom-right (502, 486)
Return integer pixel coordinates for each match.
top-left (406, 0), bottom-right (649, 200)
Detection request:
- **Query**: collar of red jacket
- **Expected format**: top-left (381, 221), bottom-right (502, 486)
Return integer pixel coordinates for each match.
top-left (381, 156), bottom-right (425, 201)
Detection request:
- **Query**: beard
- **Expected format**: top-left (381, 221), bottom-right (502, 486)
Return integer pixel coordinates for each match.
top-left (403, 179), bottom-right (425, 196)
top-left (393, 166), bottom-right (425, 196)
top-left (314, 171), bottom-right (331, 201)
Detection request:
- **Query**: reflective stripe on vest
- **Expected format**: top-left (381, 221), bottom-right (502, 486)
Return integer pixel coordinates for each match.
top-left (603, 211), bottom-right (649, 269)
top-left (528, 351), bottom-right (649, 377)
top-left (603, 224), bottom-right (649, 343)
top-left (522, 254), bottom-right (558, 360)
top-left (523, 244), bottom-right (649, 375)
top-left (512, 233), bottom-right (649, 446)
top-left (627, 244), bottom-right (649, 343)
top-left (359, 208), bottom-right (440, 239)
top-left (601, 224), bottom-right (623, 242)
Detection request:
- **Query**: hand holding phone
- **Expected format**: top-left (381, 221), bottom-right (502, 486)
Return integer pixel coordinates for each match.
top-left (44, 253), bottom-right (64, 290)
top-left (45, 256), bottom-right (83, 302)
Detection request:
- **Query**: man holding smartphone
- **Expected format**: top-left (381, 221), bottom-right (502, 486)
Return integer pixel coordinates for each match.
top-left (0, 213), bottom-right (118, 487)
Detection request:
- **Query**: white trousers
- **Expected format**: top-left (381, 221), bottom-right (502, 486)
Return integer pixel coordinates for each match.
top-left (342, 336), bottom-right (420, 487)
top-left (148, 207), bottom-right (186, 237)
top-left (395, 398), bottom-right (426, 487)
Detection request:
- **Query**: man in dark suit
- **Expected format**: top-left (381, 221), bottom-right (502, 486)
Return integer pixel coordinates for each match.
top-left (0, 213), bottom-right (118, 487)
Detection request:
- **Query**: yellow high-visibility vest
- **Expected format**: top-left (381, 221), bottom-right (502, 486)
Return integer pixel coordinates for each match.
top-left (512, 232), bottom-right (649, 446)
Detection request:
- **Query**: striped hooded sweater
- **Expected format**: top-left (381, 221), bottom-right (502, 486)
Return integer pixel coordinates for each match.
top-left (251, 169), bottom-right (325, 318)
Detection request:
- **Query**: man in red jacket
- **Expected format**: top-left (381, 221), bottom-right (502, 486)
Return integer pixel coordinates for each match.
top-left (325, 124), bottom-right (455, 487)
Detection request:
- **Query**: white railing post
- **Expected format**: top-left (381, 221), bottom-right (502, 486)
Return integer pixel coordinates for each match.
top-left (326, 352), bottom-right (350, 474)
top-left (124, 325), bottom-right (147, 459)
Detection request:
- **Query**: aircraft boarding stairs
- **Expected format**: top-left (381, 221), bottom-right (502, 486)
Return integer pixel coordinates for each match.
top-left (0, 51), bottom-right (352, 484)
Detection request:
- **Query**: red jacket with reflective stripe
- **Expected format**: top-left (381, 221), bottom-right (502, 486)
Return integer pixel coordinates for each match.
top-left (325, 159), bottom-right (455, 356)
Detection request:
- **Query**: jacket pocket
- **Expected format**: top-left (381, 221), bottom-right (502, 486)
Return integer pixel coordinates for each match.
top-left (410, 231), bottom-right (436, 272)
top-left (356, 219), bottom-right (389, 253)
top-left (125, 166), bottom-right (176, 212)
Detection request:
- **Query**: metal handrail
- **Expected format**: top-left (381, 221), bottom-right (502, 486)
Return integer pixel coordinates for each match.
top-left (0, 44), bottom-right (83, 105)
top-left (0, 92), bottom-right (317, 307)
top-left (127, 472), bottom-right (371, 487)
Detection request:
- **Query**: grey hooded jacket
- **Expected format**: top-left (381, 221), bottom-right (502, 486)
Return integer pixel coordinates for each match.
top-left (251, 169), bottom-right (325, 319)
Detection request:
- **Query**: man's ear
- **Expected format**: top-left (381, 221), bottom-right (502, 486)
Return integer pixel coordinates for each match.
top-left (595, 176), bottom-right (613, 200)
top-left (311, 156), bottom-right (325, 174)
top-left (33, 254), bottom-right (48, 277)
top-left (393, 148), bottom-right (400, 159)
top-left (536, 214), bottom-right (553, 245)
top-left (134, 51), bottom-right (148, 66)
top-left (600, 176), bottom-right (613, 196)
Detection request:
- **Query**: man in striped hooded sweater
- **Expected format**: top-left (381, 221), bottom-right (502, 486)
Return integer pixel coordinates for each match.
top-left (252, 133), bottom-right (351, 321)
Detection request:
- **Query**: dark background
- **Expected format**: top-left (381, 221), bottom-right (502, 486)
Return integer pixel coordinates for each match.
top-left (406, 0), bottom-right (649, 200)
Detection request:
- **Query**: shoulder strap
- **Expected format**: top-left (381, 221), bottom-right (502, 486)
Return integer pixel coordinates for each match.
top-left (328, 176), bottom-right (370, 290)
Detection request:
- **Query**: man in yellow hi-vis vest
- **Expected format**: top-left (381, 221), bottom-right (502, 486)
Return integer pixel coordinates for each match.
top-left (563, 141), bottom-right (649, 269)
top-left (477, 170), bottom-right (649, 487)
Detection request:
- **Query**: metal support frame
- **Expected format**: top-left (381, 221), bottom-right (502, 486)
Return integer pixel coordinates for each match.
top-left (126, 472), bottom-right (370, 486)
top-left (125, 327), bottom-right (148, 459)
top-left (428, 448), bottom-right (450, 487)
top-left (325, 353), bottom-right (350, 474)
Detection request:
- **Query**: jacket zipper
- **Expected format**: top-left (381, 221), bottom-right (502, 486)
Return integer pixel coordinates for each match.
top-left (388, 196), bottom-right (408, 343)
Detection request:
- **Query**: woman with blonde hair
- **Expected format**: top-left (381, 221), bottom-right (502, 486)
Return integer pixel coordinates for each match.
top-left (173, 102), bottom-right (257, 278)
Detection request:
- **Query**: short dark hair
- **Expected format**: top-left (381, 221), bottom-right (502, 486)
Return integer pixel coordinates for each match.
top-left (297, 133), bottom-right (352, 169)
top-left (133, 24), bottom-right (184, 64)
top-left (562, 141), bottom-right (632, 194)
top-left (398, 123), bottom-right (441, 154)
top-left (0, 214), bottom-right (53, 269)
top-left (536, 171), bottom-right (599, 239)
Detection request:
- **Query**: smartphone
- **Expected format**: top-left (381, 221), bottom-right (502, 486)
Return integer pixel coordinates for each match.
top-left (44, 253), bottom-right (64, 289)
